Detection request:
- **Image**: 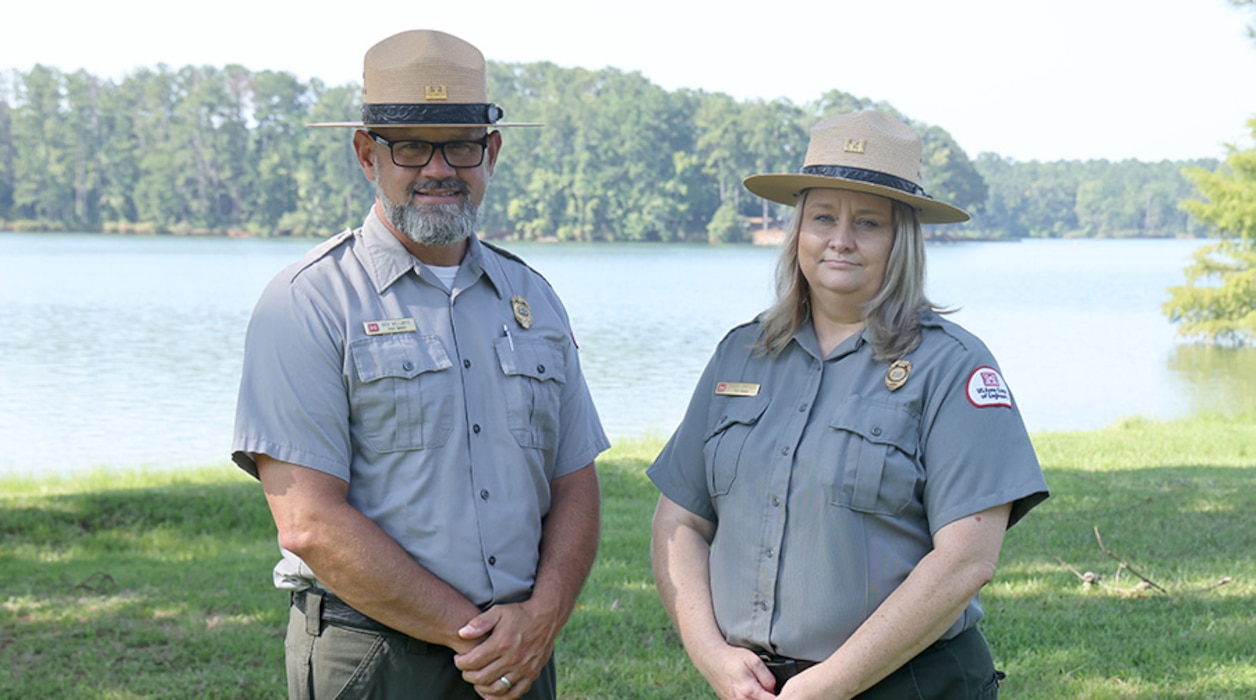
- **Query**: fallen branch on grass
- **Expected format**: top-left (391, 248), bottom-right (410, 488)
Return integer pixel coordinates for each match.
top-left (1053, 556), bottom-right (1102, 585)
top-left (1198, 576), bottom-right (1233, 592)
top-left (1093, 526), bottom-right (1168, 594)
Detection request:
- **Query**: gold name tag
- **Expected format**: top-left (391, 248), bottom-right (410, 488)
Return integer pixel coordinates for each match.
top-left (363, 318), bottom-right (417, 336)
top-left (715, 381), bottom-right (760, 397)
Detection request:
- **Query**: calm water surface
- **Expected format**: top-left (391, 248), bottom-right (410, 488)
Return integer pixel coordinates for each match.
top-left (1, 233), bottom-right (1251, 477)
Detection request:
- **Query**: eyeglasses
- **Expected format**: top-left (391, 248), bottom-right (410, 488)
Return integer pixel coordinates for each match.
top-left (368, 132), bottom-right (488, 168)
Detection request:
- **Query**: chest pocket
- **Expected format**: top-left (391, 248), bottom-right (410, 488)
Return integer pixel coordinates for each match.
top-left (827, 402), bottom-right (921, 515)
top-left (495, 337), bottom-right (566, 449)
top-left (702, 396), bottom-right (768, 497)
top-left (349, 334), bottom-right (454, 452)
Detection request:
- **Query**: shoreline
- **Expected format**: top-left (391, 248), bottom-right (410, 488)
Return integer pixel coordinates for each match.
top-left (6, 412), bottom-right (1252, 487)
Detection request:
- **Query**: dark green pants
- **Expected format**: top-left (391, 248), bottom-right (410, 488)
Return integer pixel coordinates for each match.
top-left (855, 626), bottom-right (1001, 699)
top-left (285, 598), bottom-right (556, 700)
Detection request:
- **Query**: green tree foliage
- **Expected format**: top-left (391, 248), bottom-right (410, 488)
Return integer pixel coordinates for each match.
top-left (0, 63), bottom-right (1211, 242)
top-left (0, 73), bottom-right (18, 219)
top-left (1165, 119), bottom-right (1256, 345)
top-left (738, 98), bottom-right (809, 232)
top-left (281, 81), bottom-right (372, 236)
top-left (705, 201), bottom-right (748, 244)
top-left (248, 70), bottom-right (308, 233)
top-left (973, 155), bottom-right (1212, 239)
top-left (10, 65), bottom-right (73, 226)
top-left (919, 125), bottom-right (988, 216)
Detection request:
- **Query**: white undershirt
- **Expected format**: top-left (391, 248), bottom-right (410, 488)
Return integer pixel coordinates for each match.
top-left (427, 264), bottom-right (460, 291)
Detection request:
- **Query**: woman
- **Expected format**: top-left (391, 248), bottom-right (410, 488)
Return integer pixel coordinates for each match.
top-left (648, 110), bottom-right (1049, 699)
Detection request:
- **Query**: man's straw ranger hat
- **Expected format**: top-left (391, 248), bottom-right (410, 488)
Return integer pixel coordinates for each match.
top-left (743, 110), bottom-right (968, 224)
top-left (308, 29), bottom-right (539, 129)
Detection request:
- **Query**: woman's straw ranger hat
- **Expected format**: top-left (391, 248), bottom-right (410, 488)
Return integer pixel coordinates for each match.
top-left (743, 110), bottom-right (968, 224)
top-left (308, 29), bottom-right (539, 129)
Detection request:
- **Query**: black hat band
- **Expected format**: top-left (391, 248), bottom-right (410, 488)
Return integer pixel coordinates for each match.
top-left (360, 103), bottom-right (504, 125)
top-left (801, 165), bottom-right (930, 199)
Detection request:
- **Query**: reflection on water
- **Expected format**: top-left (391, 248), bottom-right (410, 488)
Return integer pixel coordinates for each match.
top-left (0, 233), bottom-right (1252, 477)
top-left (1168, 344), bottom-right (1256, 417)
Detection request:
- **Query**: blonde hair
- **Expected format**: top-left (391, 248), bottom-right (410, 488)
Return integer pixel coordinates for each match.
top-left (755, 190), bottom-right (949, 361)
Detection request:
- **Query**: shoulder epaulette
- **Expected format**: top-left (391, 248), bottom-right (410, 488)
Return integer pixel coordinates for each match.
top-left (719, 315), bottom-right (763, 343)
top-left (481, 239), bottom-right (551, 284)
top-left (286, 228), bottom-right (356, 282)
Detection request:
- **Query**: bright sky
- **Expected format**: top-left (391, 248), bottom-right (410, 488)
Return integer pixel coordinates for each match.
top-left (3, 0), bottom-right (1254, 162)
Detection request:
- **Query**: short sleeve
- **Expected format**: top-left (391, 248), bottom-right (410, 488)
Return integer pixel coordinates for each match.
top-left (647, 343), bottom-right (724, 523)
top-left (231, 271), bottom-right (352, 480)
top-left (920, 352), bottom-right (1049, 533)
top-left (551, 329), bottom-right (611, 477)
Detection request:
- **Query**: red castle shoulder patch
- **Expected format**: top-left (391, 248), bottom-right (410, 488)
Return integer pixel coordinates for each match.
top-left (966, 366), bottom-right (1013, 408)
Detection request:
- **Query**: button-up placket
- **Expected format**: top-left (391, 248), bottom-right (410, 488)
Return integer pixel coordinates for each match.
top-left (747, 346), bottom-right (826, 645)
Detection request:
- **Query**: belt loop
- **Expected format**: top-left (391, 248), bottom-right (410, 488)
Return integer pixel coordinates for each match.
top-left (305, 590), bottom-right (323, 636)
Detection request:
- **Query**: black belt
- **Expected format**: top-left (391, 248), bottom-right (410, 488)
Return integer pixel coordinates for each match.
top-left (756, 628), bottom-right (980, 694)
top-left (758, 654), bottom-right (816, 693)
top-left (291, 588), bottom-right (396, 635)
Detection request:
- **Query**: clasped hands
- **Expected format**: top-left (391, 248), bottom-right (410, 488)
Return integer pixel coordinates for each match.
top-left (699, 643), bottom-right (841, 700)
top-left (453, 600), bottom-right (558, 699)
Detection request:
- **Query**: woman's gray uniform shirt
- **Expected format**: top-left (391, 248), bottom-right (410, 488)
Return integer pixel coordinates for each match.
top-left (232, 210), bottom-right (609, 608)
top-left (647, 313), bottom-right (1048, 662)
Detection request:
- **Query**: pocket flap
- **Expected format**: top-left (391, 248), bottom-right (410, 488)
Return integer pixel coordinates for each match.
top-left (829, 402), bottom-right (918, 455)
top-left (704, 395), bottom-right (769, 441)
top-left (351, 335), bottom-right (452, 383)
top-left (496, 338), bottom-right (565, 383)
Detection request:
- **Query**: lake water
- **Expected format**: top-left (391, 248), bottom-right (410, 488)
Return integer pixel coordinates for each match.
top-left (1, 233), bottom-right (1252, 478)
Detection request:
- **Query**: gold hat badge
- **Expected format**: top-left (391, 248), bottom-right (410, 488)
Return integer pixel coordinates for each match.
top-left (885, 359), bottom-right (912, 392)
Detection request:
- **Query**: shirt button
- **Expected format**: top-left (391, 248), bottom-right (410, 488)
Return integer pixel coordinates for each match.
top-left (758, 601), bottom-right (768, 611)
top-left (536, 364), bottom-right (546, 374)
top-left (402, 361), bottom-right (414, 372)
top-left (765, 548), bottom-right (774, 558)
top-left (771, 496), bottom-right (781, 507)
top-left (871, 426), bottom-right (883, 437)
top-left (480, 489), bottom-right (490, 500)
top-left (488, 556), bottom-right (496, 565)
top-left (472, 424), bottom-right (481, 434)
top-left (798, 403), bottom-right (808, 412)
top-left (781, 446), bottom-right (791, 456)
top-left (463, 359), bottom-right (472, 369)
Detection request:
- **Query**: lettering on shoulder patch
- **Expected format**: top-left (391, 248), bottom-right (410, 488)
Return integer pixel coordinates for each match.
top-left (966, 366), bottom-right (1013, 408)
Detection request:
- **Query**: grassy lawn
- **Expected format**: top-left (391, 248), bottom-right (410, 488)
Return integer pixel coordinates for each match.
top-left (2, 413), bottom-right (1253, 698)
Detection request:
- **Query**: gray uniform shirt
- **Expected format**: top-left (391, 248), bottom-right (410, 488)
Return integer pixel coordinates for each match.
top-left (233, 210), bottom-right (609, 608)
top-left (648, 313), bottom-right (1048, 662)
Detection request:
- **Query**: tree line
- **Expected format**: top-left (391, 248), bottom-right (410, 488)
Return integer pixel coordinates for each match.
top-left (0, 62), bottom-right (1219, 242)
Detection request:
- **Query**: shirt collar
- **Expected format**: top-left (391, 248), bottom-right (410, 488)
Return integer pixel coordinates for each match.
top-left (794, 311), bottom-right (944, 361)
top-left (459, 235), bottom-right (510, 300)
top-left (357, 208), bottom-right (417, 293)
top-left (793, 317), bottom-right (868, 361)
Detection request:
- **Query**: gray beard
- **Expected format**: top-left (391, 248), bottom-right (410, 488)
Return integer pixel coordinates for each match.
top-left (376, 178), bottom-right (479, 247)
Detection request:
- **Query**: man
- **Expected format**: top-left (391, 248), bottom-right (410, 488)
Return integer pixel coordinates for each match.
top-left (231, 30), bottom-right (608, 700)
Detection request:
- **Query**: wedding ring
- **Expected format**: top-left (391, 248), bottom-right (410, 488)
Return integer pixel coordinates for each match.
top-left (499, 675), bottom-right (513, 690)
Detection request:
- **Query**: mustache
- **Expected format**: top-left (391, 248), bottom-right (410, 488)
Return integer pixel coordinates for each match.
top-left (411, 178), bottom-right (470, 197)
